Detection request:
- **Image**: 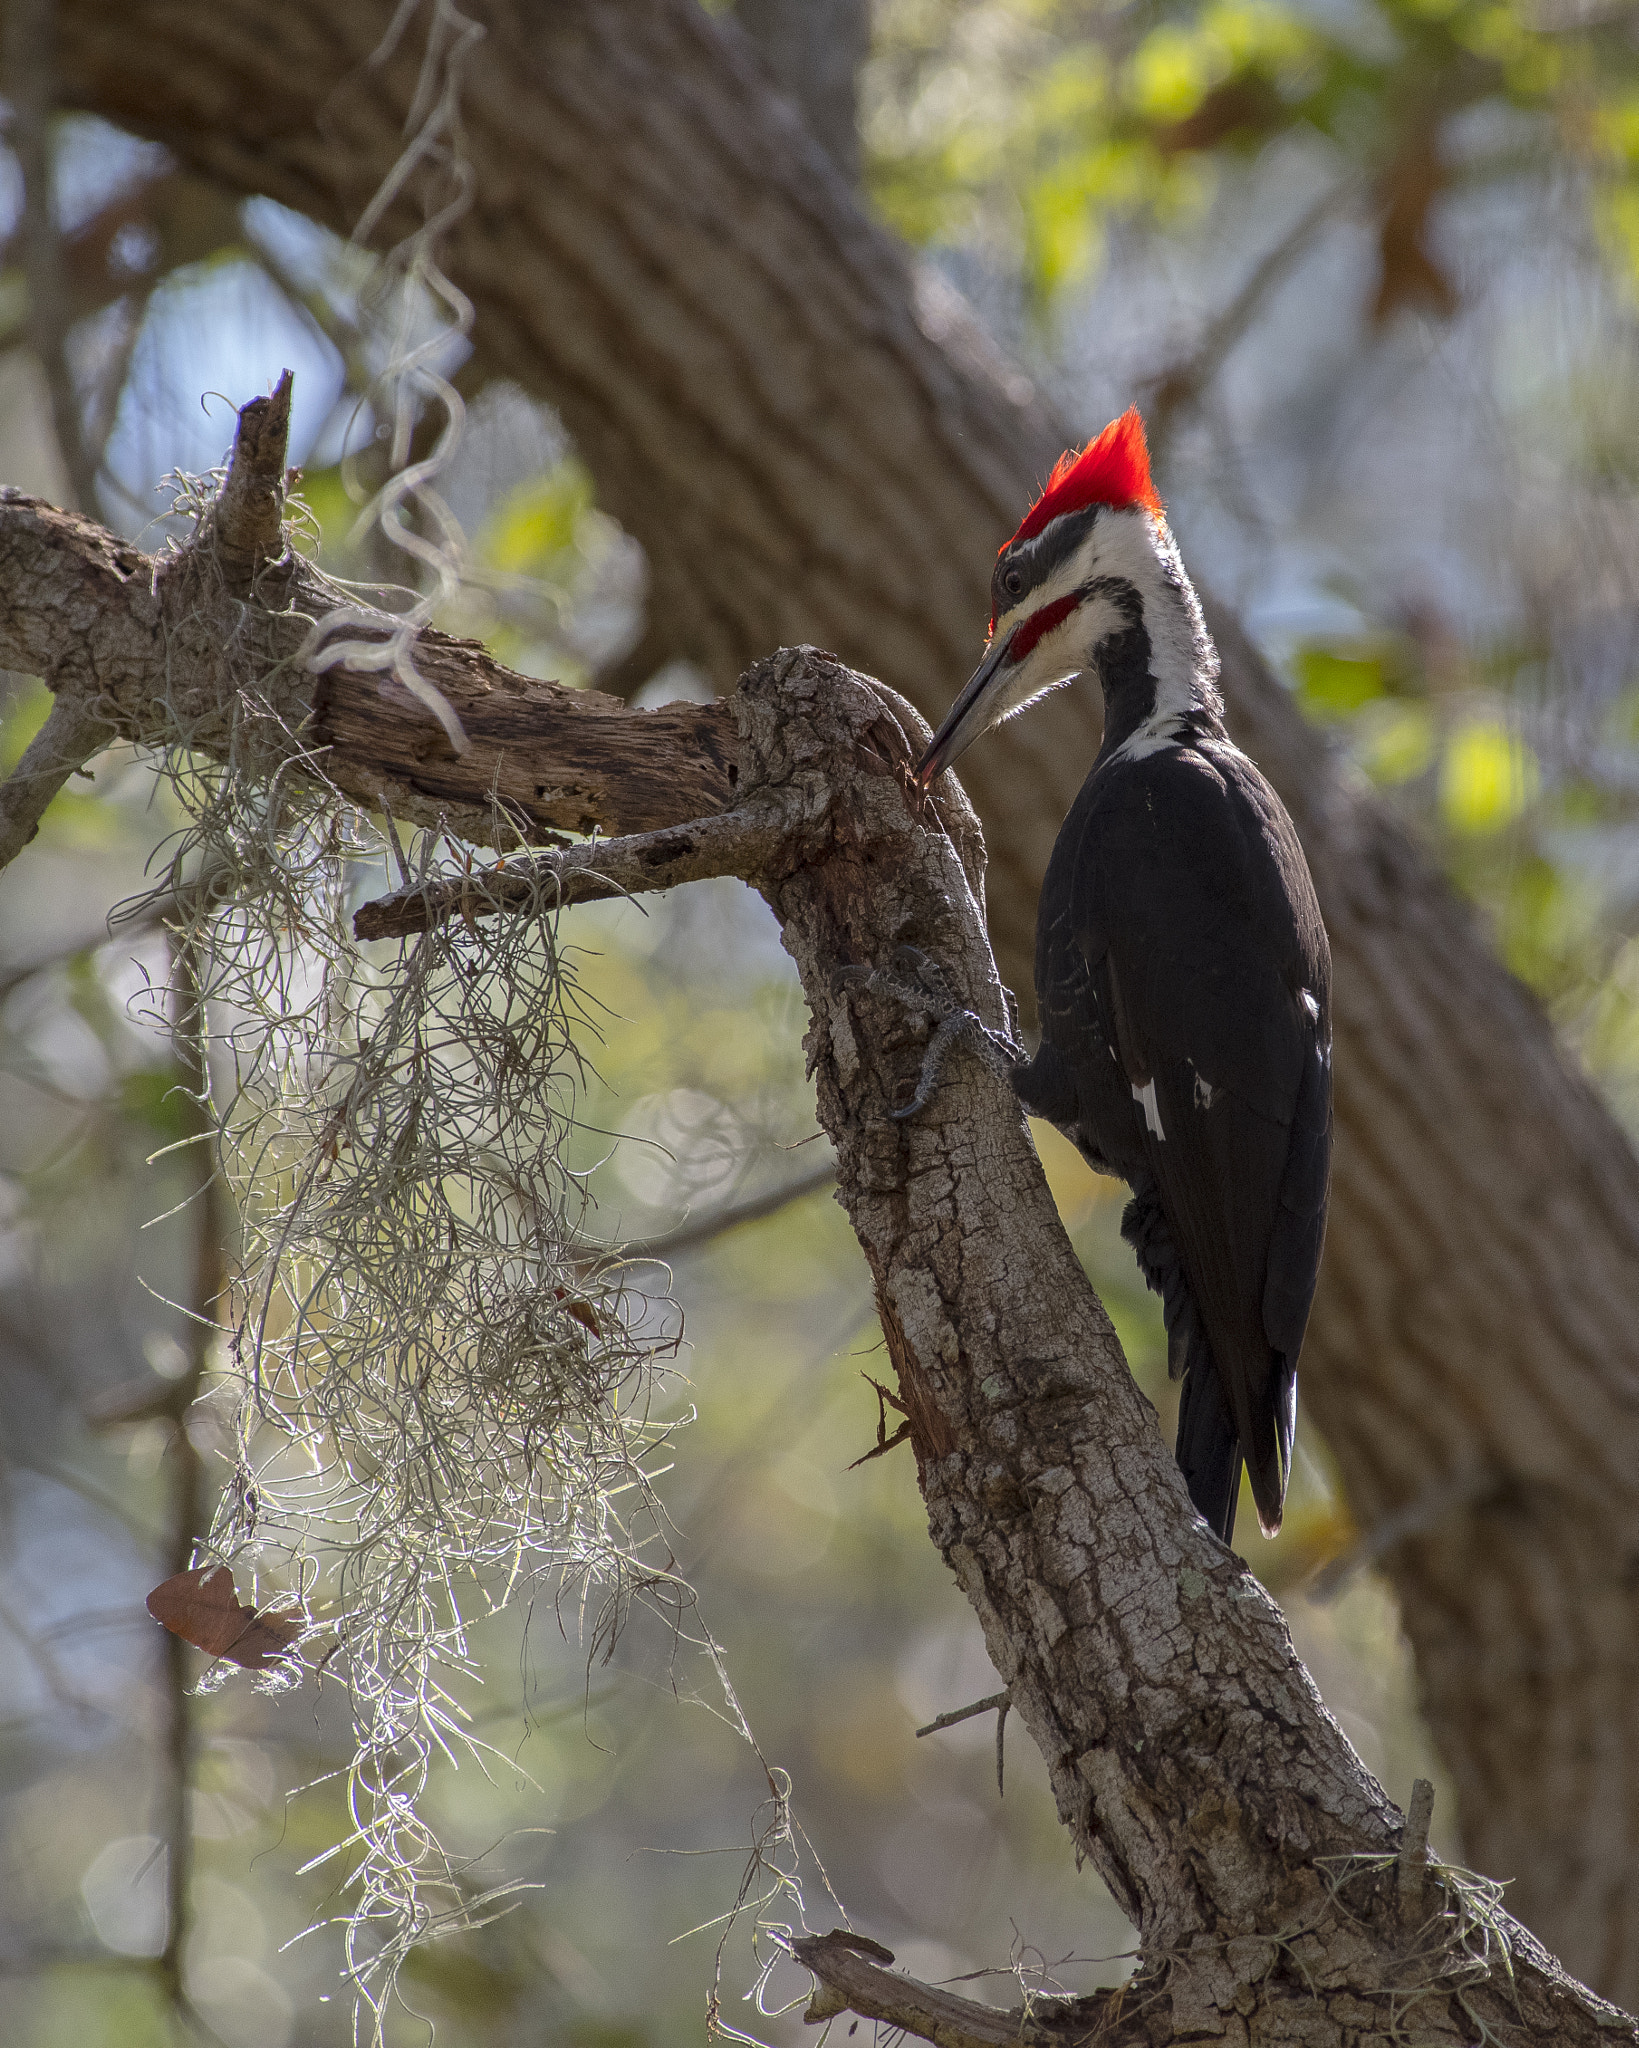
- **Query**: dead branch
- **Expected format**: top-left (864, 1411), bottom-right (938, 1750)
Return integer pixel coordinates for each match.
top-left (0, 690), bottom-right (110, 866)
top-left (211, 370), bottom-right (294, 591)
top-left (788, 1929), bottom-right (1103, 2047)
top-left (0, 387), bottom-right (738, 867)
top-left (351, 802), bottom-right (798, 939)
top-left (726, 645), bottom-right (1628, 2047)
top-left (1144, 178), bottom-right (1361, 457)
top-left (1399, 1777), bottom-right (1436, 1915)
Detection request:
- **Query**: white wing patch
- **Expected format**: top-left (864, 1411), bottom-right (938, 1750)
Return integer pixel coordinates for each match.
top-left (1133, 1077), bottom-right (1166, 1140)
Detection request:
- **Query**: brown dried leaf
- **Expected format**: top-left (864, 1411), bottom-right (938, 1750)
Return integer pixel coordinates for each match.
top-left (552, 1285), bottom-right (602, 1336)
top-left (146, 1565), bottom-right (303, 1671)
top-left (1154, 74), bottom-right (1285, 156)
top-left (1373, 131), bottom-right (1457, 325)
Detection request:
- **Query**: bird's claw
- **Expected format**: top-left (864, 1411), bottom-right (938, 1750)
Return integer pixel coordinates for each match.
top-left (836, 949), bottom-right (1022, 1120)
top-left (889, 944), bottom-right (960, 1011)
top-left (890, 1005), bottom-right (1023, 1119)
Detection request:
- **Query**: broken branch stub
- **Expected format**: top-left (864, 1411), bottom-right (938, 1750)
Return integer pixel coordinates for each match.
top-left (787, 1929), bottom-right (1095, 2047)
top-left (211, 367), bottom-right (293, 592)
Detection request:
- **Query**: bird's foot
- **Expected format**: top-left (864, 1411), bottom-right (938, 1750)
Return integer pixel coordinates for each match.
top-left (837, 946), bottom-right (1023, 1120)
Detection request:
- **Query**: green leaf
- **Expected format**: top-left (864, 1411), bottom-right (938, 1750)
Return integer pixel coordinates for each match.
top-left (480, 464), bottom-right (595, 579)
top-left (1294, 648), bottom-right (1386, 717)
top-left (1439, 717), bottom-right (1539, 834)
top-left (1128, 23), bottom-right (1221, 123)
top-left (1358, 702), bottom-right (1437, 786)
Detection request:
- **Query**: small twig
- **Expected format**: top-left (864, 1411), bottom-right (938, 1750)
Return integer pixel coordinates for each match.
top-left (914, 1685), bottom-right (1013, 1793)
top-left (352, 804), bottom-right (790, 940)
top-left (0, 1589), bottom-right (103, 1719)
top-left (848, 1371), bottom-right (912, 1467)
top-left (916, 1690), bottom-right (1009, 1738)
top-left (152, 934), bottom-right (223, 2026)
top-left (583, 1159), bottom-right (837, 1267)
top-left (1145, 178), bottom-right (1360, 461)
top-left (80, 285), bottom-right (155, 489)
top-left (1399, 1778), bottom-right (1436, 1914)
top-left (0, 692), bottom-right (110, 867)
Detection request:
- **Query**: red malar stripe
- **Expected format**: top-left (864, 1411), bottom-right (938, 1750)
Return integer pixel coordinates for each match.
top-left (1009, 590), bottom-right (1083, 661)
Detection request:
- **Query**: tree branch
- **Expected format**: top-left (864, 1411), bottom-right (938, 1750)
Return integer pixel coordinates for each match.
top-left (722, 644), bottom-right (1630, 2046)
top-left (0, 390), bottom-right (738, 855)
top-left (575, 1158), bottom-right (837, 1267)
top-left (0, 689), bottom-right (110, 865)
top-left (350, 802), bottom-right (797, 939)
top-left (787, 1929), bottom-right (1102, 2046)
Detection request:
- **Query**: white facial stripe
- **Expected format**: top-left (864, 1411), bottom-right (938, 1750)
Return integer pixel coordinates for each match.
top-left (979, 590), bottom-right (1125, 730)
top-left (984, 508), bottom-right (1215, 759)
top-left (991, 538), bottom-right (1102, 642)
top-left (1096, 514), bottom-right (1203, 709)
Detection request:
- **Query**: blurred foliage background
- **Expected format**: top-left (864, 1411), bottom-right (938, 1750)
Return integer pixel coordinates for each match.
top-left (5, 0), bottom-right (1639, 2039)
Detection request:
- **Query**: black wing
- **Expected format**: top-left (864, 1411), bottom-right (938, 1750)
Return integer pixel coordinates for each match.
top-left (1049, 738), bottom-right (1331, 1536)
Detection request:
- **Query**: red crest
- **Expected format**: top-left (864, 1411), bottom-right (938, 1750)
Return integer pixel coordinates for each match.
top-left (1008, 407), bottom-right (1162, 549)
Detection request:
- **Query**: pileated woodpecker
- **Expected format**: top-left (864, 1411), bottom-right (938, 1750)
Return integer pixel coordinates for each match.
top-left (915, 409), bottom-right (1332, 1543)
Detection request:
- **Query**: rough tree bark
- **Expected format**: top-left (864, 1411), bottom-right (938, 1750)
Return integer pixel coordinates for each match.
top-left (0, 396), bottom-right (1634, 2048)
top-left (36, 0), bottom-right (1639, 1998)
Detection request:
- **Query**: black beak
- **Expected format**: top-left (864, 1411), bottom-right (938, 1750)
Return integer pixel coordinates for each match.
top-left (915, 629), bottom-right (1015, 786)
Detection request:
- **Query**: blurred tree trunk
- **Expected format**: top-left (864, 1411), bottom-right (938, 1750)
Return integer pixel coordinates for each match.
top-left (734, 0), bottom-right (870, 181)
top-left (53, 0), bottom-right (1639, 2000)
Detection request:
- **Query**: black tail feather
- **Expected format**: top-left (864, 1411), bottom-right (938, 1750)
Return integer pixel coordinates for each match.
top-left (1122, 1177), bottom-right (1242, 1542)
top-left (1174, 1350), bottom-right (1242, 1544)
top-left (1120, 1181), bottom-right (1202, 1383)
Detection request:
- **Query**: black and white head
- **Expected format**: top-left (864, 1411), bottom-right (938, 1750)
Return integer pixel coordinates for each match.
top-left (916, 408), bottom-right (1223, 785)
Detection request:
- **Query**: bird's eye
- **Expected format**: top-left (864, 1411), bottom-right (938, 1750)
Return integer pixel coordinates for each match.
top-left (1002, 567), bottom-right (1023, 598)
